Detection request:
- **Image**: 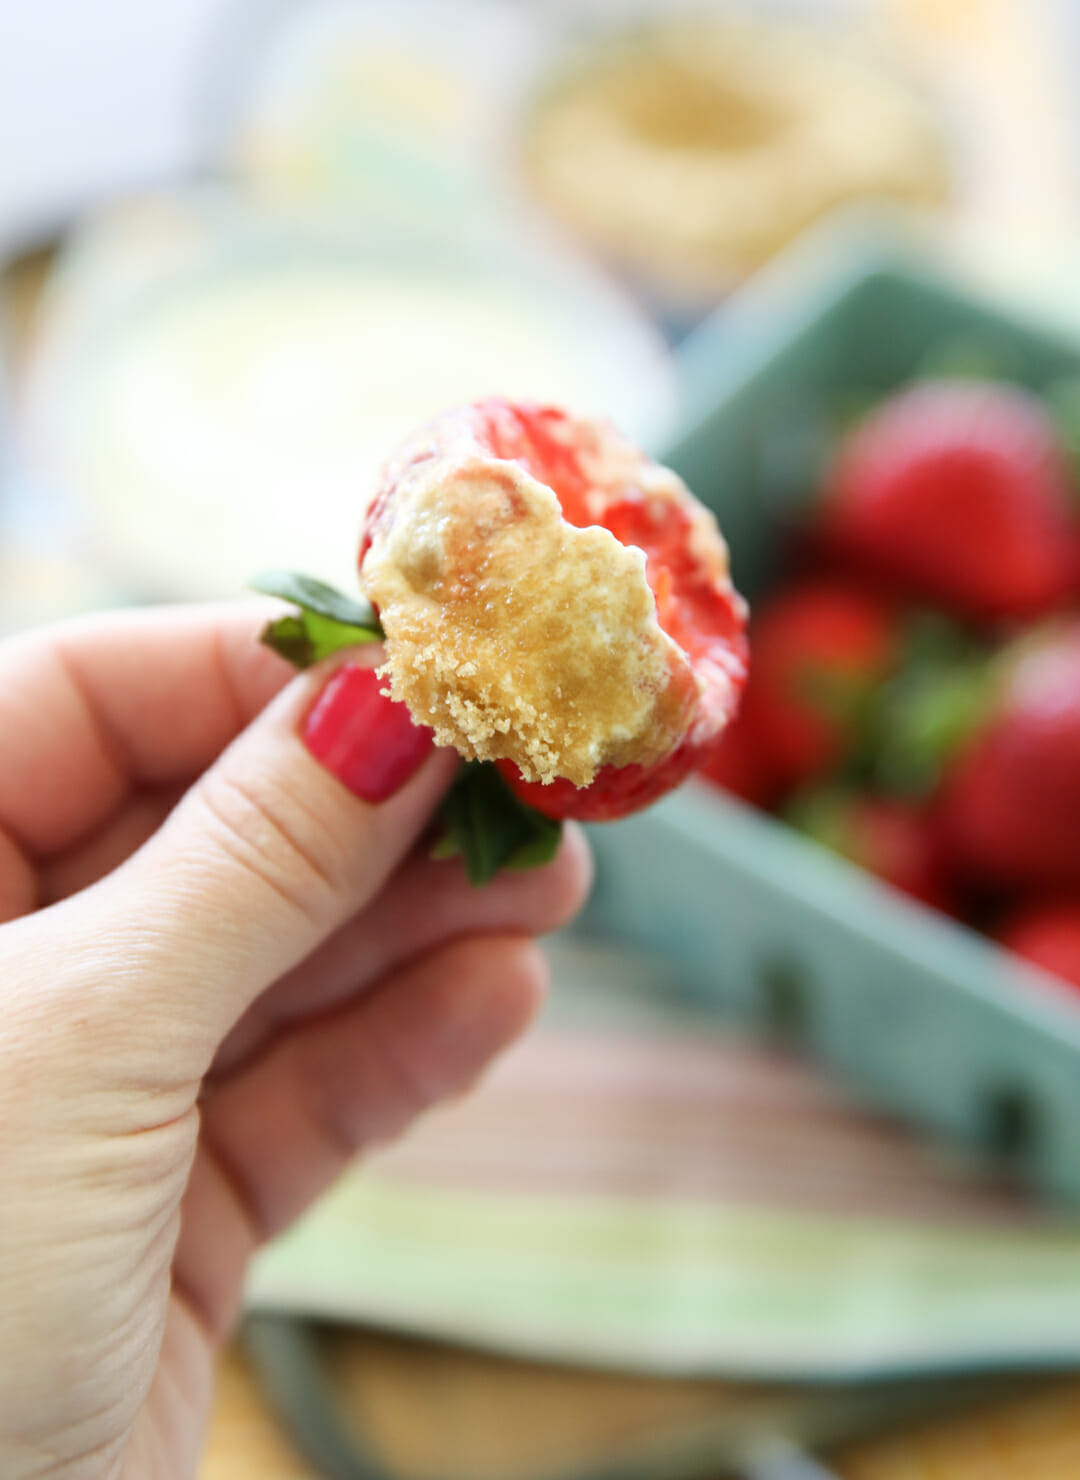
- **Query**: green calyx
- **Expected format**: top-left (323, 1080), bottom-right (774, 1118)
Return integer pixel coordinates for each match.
top-left (854, 612), bottom-right (994, 798)
top-left (252, 571), bottom-right (384, 666)
top-left (784, 786), bottom-right (859, 861)
top-left (434, 762), bottom-right (563, 887)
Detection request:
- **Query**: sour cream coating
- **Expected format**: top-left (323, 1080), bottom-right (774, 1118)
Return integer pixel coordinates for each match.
top-left (360, 406), bottom-right (730, 788)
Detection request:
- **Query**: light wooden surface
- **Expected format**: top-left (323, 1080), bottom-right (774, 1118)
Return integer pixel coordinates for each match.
top-left (836, 1378), bottom-right (1080, 1479)
top-left (200, 1340), bottom-right (1080, 1480)
top-left (201, 1352), bottom-right (316, 1480)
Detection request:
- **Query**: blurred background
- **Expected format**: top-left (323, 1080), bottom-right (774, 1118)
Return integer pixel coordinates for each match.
top-left (6, 3), bottom-right (1080, 1478)
top-left (4, 0), bottom-right (1078, 633)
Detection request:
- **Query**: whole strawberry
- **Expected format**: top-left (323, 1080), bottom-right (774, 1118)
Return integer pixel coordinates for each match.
top-left (825, 379), bottom-right (1077, 623)
top-left (737, 581), bottom-right (900, 795)
top-left (939, 623), bottom-right (1080, 892)
top-left (788, 788), bottom-right (955, 912)
top-left (999, 902), bottom-right (1080, 993)
top-left (361, 400), bottom-right (749, 825)
top-left (700, 704), bottom-right (779, 807)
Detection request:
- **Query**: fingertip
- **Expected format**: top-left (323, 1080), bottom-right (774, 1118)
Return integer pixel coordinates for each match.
top-left (450, 936), bottom-right (549, 1101)
top-left (373, 934), bottom-right (548, 1111)
top-left (418, 812), bottom-right (592, 936)
top-left (509, 820), bottom-right (593, 937)
top-left (556, 821), bottom-right (594, 918)
top-left (500, 934), bottom-right (550, 1033)
top-left (443, 933), bottom-right (549, 1046)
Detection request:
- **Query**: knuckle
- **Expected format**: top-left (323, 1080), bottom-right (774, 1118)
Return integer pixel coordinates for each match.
top-left (367, 1017), bottom-right (445, 1123)
top-left (192, 766), bottom-right (353, 926)
top-left (299, 1015), bottom-right (443, 1158)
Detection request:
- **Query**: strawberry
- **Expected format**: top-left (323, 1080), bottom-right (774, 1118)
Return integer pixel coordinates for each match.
top-left (736, 581), bottom-right (899, 796)
top-left (258, 398), bottom-right (748, 882)
top-left (999, 902), bottom-right (1080, 992)
top-left (788, 788), bottom-right (955, 911)
top-left (824, 379), bottom-right (1077, 623)
top-left (700, 704), bottom-right (779, 807)
top-left (938, 622), bottom-right (1080, 892)
top-left (361, 400), bottom-right (749, 825)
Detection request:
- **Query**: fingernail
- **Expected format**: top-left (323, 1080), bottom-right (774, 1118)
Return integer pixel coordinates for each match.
top-left (304, 664), bottom-right (434, 802)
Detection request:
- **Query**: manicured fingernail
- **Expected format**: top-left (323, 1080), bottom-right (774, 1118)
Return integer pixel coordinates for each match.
top-left (303, 664), bottom-right (434, 802)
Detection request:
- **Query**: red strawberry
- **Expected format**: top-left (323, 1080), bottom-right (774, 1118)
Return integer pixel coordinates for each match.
top-left (738, 581), bottom-right (899, 795)
top-left (700, 705), bottom-right (779, 807)
top-left (999, 902), bottom-right (1080, 992)
top-left (360, 399), bottom-right (749, 824)
top-left (788, 788), bottom-right (955, 911)
top-left (825, 380), bottom-right (1076, 623)
top-left (939, 623), bottom-right (1080, 891)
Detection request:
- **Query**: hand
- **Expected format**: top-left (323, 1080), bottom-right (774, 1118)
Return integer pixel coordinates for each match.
top-left (0, 604), bottom-right (590, 1480)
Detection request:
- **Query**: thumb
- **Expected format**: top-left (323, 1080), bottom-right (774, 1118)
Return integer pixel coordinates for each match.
top-left (37, 654), bottom-right (456, 1072)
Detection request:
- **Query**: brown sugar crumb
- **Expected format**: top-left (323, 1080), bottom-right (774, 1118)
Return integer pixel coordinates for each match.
top-left (360, 443), bottom-right (698, 788)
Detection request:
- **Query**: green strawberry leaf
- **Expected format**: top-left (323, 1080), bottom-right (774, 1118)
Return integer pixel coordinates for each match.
top-left (434, 761), bottom-right (562, 887)
top-left (252, 570), bottom-right (381, 628)
top-left (784, 786), bottom-right (858, 860)
top-left (259, 610), bottom-right (381, 668)
top-left (794, 664), bottom-right (875, 726)
top-left (251, 570), bottom-right (383, 668)
top-left (862, 615), bottom-right (993, 798)
top-left (871, 669), bottom-right (990, 797)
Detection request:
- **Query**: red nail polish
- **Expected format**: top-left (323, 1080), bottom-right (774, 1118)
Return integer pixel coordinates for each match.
top-left (304, 665), bottom-right (434, 802)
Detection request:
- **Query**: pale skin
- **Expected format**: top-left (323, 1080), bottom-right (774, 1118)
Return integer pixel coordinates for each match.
top-left (0, 603), bottom-right (591, 1480)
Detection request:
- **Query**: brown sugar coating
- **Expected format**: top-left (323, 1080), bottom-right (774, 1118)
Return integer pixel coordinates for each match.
top-left (359, 407), bottom-right (721, 787)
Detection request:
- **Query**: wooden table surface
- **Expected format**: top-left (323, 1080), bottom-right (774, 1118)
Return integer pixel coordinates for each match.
top-left (200, 1340), bottom-right (1080, 1480)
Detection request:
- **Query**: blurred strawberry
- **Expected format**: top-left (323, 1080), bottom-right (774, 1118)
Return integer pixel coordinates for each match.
top-left (739, 581), bottom-right (900, 795)
top-left (824, 379), bottom-right (1076, 623)
top-left (939, 622), bottom-right (1080, 892)
top-left (700, 705), bottom-right (778, 807)
top-left (866, 611), bottom-right (993, 800)
top-left (787, 788), bottom-right (955, 911)
top-left (999, 902), bottom-right (1080, 992)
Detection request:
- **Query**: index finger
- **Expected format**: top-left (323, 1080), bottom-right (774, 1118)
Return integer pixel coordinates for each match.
top-left (0, 602), bottom-right (294, 857)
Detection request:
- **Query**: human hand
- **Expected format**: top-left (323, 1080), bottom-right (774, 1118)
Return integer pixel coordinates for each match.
top-left (0, 604), bottom-right (590, 1480)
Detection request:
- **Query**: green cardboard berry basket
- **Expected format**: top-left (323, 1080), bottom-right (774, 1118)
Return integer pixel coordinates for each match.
top-left (578, 235), bottom-right (1080, 1205)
